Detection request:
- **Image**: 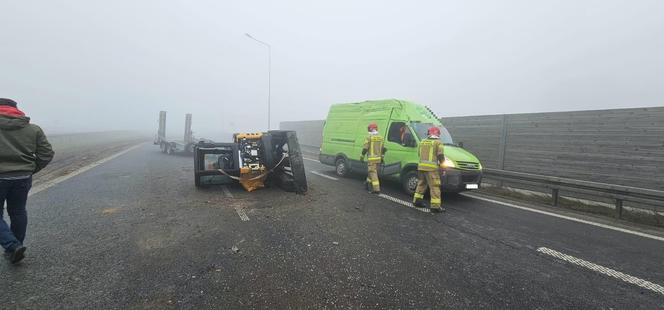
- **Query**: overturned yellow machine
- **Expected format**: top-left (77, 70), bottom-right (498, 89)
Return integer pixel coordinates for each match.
top-left (193, 130), bottom-right (308, 193)
top-left (234, 132), bottom-right (267, 192)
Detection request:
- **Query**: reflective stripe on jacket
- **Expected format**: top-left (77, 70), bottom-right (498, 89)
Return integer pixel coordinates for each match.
top-left (417, 138), bottom-right (443, 171)
top-left (363, 135), bottom-right (384, 163)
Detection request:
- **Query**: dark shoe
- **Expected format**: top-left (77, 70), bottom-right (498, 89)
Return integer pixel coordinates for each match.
top-left (8, 245), bottom-right (26, 264)
top-left (371, 190), bottom-right (380, 195)
top-left (430, 207), bottom-right (442, 213)
top-left (413, 199), bottom-right (426, 208)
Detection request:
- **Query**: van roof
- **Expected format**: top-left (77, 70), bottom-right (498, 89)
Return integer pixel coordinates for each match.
top-left (334, 98), bottom-right (410, 109)
top-left (330, 99), bottom-right (442, 124)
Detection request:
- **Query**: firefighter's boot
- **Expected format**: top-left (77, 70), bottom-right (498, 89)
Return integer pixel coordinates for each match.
top-left (413, 193), bottom-right (426, 208)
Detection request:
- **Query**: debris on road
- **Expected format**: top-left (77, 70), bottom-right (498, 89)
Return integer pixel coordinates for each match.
top-left (101, 207), bottom-right (120, 215)
top-left (231, 245), bottom-right (240, 253)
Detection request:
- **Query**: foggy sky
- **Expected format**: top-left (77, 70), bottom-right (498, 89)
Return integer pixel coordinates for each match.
top-left (2, 0), bottom-right (663, 135)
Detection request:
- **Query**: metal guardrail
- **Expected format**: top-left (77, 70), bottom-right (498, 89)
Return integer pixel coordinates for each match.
top-left (483, 168), bottom-right (664, 218)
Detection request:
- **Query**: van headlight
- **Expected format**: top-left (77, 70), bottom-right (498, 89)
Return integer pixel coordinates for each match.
top-left (478, 162), bottom-right (483, 170)
top-left (442, 158), bottom-right (456, 168)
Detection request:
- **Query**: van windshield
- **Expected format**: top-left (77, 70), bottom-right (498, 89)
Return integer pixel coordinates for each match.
top-left (411, 123), bottom-right (454, 144)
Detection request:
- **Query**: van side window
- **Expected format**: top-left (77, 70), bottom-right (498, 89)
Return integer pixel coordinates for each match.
top-left (388, 122), bottom-right (413, 146)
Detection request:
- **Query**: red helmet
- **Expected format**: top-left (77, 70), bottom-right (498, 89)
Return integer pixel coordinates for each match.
top-left (368, 122), bottom-right (378, 131)
top-left (427, 126), bottom-right (441, 136)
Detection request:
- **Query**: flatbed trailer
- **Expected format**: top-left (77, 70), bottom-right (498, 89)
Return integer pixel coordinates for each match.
top-left (154, 111), bottom-right (197, 155)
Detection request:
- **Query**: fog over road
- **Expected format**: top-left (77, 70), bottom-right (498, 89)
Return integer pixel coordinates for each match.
top-left (4, 1), bottom-right (664, 133)
top-left (1, 144), bottom-right (663, 309)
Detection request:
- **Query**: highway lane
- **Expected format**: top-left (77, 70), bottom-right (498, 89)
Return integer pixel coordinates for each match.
top-left (301, 150), bottom-right (664, 283)
top-left (302, 158), bottom-right (664, 306)
top-left (0, 144), bottom-right (662, 309)
top-left (305, 164), bottom-right (664, 282)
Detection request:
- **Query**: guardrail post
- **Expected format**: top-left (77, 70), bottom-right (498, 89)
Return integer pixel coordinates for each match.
top-left (615, 199), bottom-right (623, 219)
top-left (552, 188), bottom-right (559, 207)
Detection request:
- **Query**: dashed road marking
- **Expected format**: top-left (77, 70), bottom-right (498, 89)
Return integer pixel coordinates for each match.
top-left (221, 186), bottom-right (234, 198)
top-left (462, 193), bottom-right (664, 242)
top-left (378, 193), bottom-right (431, 213)
top-left (29, 143), bottom-right (144, 197)
top-left (221, 186), bottom-right (249, 221)
top-left (305, 167), bottom-right (429, 213)
top-left (537, 247), bottom-right (664, 295)
top-left (235, 208), bottom-right (250, 222)
top-left (303, 157), bottom-right (318, 162)
top-left (310, 171), bottom-right (339, 181)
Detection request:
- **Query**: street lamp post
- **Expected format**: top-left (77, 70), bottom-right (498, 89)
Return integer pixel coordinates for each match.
top-left (245, 33), bottom-right (272, 130)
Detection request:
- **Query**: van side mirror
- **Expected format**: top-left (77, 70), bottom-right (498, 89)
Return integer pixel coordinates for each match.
top-left (457, 141), bottom-right (464, 148)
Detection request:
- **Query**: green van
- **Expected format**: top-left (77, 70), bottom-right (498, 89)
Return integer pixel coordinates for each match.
top-left (319, 99), bottom-right (483, 194)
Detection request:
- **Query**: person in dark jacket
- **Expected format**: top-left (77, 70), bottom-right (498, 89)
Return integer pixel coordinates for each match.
top-left (0, 98), bottom-right (54, 264)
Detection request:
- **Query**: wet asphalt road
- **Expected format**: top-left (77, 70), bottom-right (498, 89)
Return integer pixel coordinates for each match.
top-left (1, 144), bottom-right (663, 309)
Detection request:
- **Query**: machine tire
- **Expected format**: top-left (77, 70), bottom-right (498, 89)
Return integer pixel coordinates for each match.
top-left (194, 171), bottom-right (201, 188)
top-left (260, 134), bottom-right (275, 167)
top-left (401, 170), bottom-right (419, 196)
top-left (284, 131), bottom-right (308, 193)
top-left (335, 158), bottom-right (349, 177)
top-left (193, 147), bottom-right (202, 188)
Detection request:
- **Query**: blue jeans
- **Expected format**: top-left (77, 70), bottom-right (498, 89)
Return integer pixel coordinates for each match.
top-left (0, 177), bottom-right (31, 252)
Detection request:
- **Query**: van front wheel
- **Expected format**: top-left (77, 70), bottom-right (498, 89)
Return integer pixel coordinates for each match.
top-left (402, 170), bottom-right (419, 196)
top-left (335, 158), bottom-right (349, 177)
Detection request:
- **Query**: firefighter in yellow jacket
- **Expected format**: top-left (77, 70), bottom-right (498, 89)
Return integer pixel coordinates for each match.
top-left (413, 126), bottom-right (445, 212)
top-left (360, 122), bottom-right (386, 194)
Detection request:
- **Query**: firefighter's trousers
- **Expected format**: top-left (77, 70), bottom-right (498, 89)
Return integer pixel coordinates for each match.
top-left (413, 170), bottom-right (442, 209)
top-left (366, 162), bottom-right (380, 192)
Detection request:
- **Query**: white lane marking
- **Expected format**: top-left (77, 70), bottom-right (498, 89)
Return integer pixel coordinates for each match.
top-left (537, 247), bottom-right (664, 295)
top-left (221, 186), bottom-right (234, 198)
top-left (235, 208), bottom-right (250, 222)
top-left (306, 167), bottom-right (428, 213)
top-left (462, 193), bottom-right (664, 242)
top-left (221, 186), bottom-right (249, 221)
top-left (378, 193), bottom-right (431, 213)
top-left (303, 157), bottom-right (318, 162)
top-left (29, 143), bottom-right (144, 197)
top-left (310, 171), bottom-right (339, 181)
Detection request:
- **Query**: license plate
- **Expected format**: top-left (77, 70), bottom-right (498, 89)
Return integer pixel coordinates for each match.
top-left (466, 184), bottom-right (479, 189)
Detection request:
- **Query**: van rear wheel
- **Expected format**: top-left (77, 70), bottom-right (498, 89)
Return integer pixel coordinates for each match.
top-left (335, 158), bottom-right (349, 177)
